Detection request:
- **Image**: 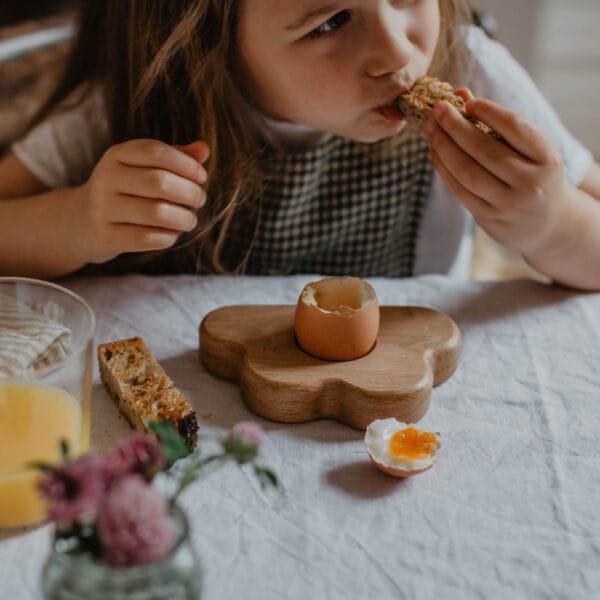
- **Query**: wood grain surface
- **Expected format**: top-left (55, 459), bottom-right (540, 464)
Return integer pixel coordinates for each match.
top-left (199, 305), bottom-right (461, 430)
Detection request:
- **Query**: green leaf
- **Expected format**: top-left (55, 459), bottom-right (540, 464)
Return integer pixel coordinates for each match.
top-left (51, 520), bottom-right (102, 558)
top-left (30, 438), bottom-right (71, 472)
top-left (148, 421), bottom-right (189, 465)
top-left (60, 439), bottom-right (70, 460)
top-left (253, 465), bottom-right (279, 489)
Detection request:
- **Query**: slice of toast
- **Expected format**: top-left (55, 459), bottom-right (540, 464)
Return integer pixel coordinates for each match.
top-left (97, 336), bottom-right (198, 450)
top-left (396, 76), bottom-right (501, 139)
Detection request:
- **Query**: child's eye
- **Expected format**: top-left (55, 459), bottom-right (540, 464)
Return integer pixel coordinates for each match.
top-left (308, 10), bottom-right (351, 39)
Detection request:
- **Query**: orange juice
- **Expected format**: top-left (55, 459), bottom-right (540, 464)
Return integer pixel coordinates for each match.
top-left (0, 383), bottom-right (83, 530)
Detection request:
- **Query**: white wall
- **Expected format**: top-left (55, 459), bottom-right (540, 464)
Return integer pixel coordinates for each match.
top-left (471, 0), bottom-right (600, 159)
top-left (470, 0), bottom-right (542, 71)
top-left (535, 0), bottom-right (600, 159)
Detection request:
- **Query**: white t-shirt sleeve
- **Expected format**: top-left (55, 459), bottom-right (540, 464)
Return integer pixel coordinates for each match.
top-left (11, 86), bottom-right (110, 189)
top-left (465, 26), bottom-right (593, 186)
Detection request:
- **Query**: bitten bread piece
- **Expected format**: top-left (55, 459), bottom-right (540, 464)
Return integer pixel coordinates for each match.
top-left (396, 76), bottom-right (501, 139)
top-left (97, 337), bottom-right (198, 449)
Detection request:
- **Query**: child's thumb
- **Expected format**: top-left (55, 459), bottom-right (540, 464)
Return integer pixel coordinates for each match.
top-left (177, 140), bottom-right (210, 164)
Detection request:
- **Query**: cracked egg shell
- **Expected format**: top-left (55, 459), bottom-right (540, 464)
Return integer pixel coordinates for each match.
top-left (365, 418), bottom-right (441, 478)
top-left (294, 276), bottom-right (380, 361)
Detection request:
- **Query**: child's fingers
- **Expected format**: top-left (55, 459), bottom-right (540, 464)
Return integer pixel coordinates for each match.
top-left (117, 166), bottom-right (207, 210)
top-left (177, 141), bottom-right (210, 164)
top-left (425, 119), bottom-right (509, 202)
top-left (454, 87), bottom-right (474, 101)
top-left (109, 139), bottom-right (206, 185)
top-left (429, 147), bottom-right (497, 220)
top-left (465, 99), bottom-right (551, 163)
top-left (110, 223), bottom-right (181, 254)
top-left (112, 194), bottom-right (198, 232)
top-left (431, 102), bottom-right (531, 186)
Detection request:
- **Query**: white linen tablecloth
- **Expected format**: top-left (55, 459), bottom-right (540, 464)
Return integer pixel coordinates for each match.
top-left (1, 273), bottom-right (600, 599)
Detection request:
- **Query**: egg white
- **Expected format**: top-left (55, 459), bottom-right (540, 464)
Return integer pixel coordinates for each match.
top-left (364, 418), bottom-right (440, 471)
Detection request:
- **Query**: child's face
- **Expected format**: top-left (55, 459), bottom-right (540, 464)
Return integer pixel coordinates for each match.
top-left (237, 0), bottom-right (440, 142)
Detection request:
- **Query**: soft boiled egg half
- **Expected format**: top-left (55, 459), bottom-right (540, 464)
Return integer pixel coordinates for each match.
top-left (365, 418), bottom-right (441, 477)
top-left (294, 276), bottom-right (379, 361)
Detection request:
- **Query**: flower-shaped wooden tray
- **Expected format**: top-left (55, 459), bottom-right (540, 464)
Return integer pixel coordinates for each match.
top-left (199, 305), bottom-right (461, 430)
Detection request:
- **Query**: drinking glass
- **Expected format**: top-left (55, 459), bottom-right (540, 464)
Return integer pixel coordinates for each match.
top-left (0, 277), bottom-right (94, 532)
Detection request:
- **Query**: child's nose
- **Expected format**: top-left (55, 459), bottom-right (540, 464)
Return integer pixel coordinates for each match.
top-left (364, 17), bottom-right (413, 78)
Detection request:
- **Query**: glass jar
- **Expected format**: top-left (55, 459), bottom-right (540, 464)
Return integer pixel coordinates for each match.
top-left (0, 277), bottom-right (94, 533)
top-left (41, 505), bottom-right (202, 600)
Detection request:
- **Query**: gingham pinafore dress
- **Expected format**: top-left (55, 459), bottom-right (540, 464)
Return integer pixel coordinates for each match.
top-left (237, 132), bottom-right (435, 277)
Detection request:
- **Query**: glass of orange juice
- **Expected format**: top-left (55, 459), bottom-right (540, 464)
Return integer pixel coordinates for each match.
top-left (0, 277), bottom-right (94, 533)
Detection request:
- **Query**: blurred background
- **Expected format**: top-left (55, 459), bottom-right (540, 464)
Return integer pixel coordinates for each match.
top-left (0, 1), bottom-right (76, 151)
top-left (1, 1), bottom-right (598, 280)
top-left (472, 0), bottom-right (600, 158)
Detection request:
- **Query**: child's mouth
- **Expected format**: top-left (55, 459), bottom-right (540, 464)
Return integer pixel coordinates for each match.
top-left (378, 103), bottom-right (404, 122)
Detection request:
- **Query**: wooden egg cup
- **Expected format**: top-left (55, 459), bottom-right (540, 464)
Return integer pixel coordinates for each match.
top-left (199, 305), bottom-right (461, 430)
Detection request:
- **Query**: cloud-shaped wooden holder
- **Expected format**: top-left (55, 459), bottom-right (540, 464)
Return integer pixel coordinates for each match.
top-left (199, 305), bottom-right (461, 430)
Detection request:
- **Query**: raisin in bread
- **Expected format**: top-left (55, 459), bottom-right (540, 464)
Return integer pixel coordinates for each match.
top-left (97, 336), bottom-right (198, 449)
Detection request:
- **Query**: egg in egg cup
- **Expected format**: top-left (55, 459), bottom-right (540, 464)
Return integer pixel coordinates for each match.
top-left (198, 278), bottom-right (461, 430)
top-left (294, 277), bottom-right (380, 362)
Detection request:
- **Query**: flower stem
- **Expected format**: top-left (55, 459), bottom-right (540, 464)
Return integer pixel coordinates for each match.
top-left (169, 453), bottom-right (230, 505)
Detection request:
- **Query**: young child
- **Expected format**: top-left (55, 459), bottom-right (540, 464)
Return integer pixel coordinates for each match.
top-left (1, 1), bottom-right (599, 289)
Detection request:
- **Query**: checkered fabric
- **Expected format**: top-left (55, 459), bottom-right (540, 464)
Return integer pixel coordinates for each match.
top-left (241, 132), bottom-right (434, 277)
top-left (87, 132), bottom-right (434, 277)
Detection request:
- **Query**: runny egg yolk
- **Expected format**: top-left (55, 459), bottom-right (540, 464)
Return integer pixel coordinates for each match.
top-left (388, 427), bottom-right (439, 460)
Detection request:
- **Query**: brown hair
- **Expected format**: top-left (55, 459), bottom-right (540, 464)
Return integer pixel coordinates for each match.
top-left (433, 0), bottom-right (474, 83)
top-left (31, 0), bottom-right (472, 274)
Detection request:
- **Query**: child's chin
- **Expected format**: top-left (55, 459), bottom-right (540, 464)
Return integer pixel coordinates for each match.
top-left (344, 122), bottom-right (408, 144)
top-left (349, 130), bottom-right (406, 144)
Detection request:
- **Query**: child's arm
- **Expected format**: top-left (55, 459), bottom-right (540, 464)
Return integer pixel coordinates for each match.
top-left (423, 98), bottom-right (600, 291)
top-left (0, 140), bottom-right (209, 279)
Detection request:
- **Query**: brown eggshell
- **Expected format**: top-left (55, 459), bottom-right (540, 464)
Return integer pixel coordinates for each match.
top-left (294, 277), bottom-right (380, 361)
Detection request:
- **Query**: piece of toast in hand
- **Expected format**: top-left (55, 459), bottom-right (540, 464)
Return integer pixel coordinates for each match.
top-left (97, 336), bottom-right (198, 450)
top-left (396, 76), bottom-right (502, 140)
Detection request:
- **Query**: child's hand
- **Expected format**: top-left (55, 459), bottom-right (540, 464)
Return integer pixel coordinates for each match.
top-left (423, 96), bottom-right (568, 257)
top-left (71, 139), bottom-right (209, 264)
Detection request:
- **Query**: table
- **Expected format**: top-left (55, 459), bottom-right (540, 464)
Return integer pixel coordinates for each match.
top-left (2, 273), bottom-right (599, 599)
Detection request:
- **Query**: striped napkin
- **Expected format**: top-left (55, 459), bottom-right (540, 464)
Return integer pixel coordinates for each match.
top-left (0, 294), bottom-right (72, 378)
